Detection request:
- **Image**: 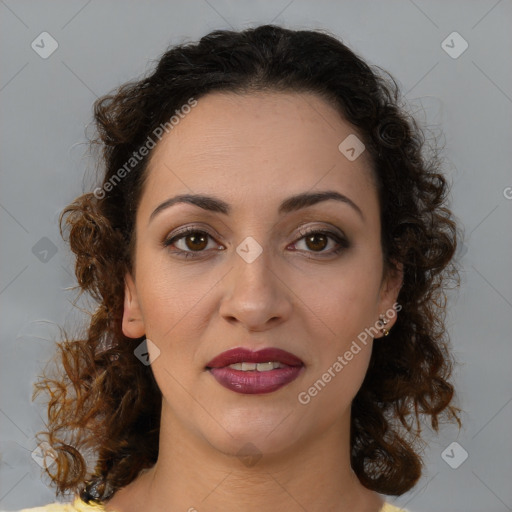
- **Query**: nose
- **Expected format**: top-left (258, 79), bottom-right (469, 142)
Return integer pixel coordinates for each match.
top-left (218, 240), bottom-right (293, 331)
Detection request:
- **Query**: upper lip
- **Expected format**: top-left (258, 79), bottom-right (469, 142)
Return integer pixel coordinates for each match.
top-left (206, 347), bottom-right (304, 369)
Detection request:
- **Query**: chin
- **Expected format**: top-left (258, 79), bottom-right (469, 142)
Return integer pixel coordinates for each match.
top-left (203, 420), bottom-right (304, 464)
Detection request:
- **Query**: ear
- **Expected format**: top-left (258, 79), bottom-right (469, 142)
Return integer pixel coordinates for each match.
top-left (122, 272), bottom-right (146, 338)
top-left (377, 261), bottom-right (403, 335)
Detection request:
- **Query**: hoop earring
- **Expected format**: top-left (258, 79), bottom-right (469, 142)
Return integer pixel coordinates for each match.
top-left (378, 314), bottom-right (389, 337)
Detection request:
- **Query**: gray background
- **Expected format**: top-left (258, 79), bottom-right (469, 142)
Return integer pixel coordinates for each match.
top-left (1, 1), bottom-right (511, 511)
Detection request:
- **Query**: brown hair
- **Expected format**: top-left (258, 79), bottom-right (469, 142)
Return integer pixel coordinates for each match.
top-left (32, 24), bottom-right (461, 503)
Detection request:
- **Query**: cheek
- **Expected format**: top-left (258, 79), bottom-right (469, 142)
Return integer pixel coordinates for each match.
top-left (304, 266), bottom-right (382, 340)
top-left (299, 259), bottom-right (381, 398)
top-left (303, 279), bottom-right (377, 410)
top-left (134, 259), bottom-right (217, 362)
top-left (137, 252), bottom-right (207, 319)
top-left (136, 266), bottom-right (212, 400)
top-left (297, 334), bottom-right (373, 430)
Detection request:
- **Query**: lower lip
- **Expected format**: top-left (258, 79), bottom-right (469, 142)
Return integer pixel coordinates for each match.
top-left (208, 366), bottom-right (305, 394)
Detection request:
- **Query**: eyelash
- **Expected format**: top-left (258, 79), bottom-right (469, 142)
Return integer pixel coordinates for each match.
top-left (162, 226), bottom-right (349, 259)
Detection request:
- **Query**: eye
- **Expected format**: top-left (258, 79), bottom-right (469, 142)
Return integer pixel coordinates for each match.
top-left (291, 228), bottom-right (349, 256)
top-left (163, 227), bottom-right (222, 258)
top-left (162, 226), bottom-right (349, 259)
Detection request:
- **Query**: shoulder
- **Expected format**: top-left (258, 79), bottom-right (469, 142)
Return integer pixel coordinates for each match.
top-left (15, 504), bottom-right (73, 512)
top-left (16, 497), bottom-right (105, 512)
top-left (14, 498), bottom-right (405, 512)
top-left (380, 503), bottom-right (410, 512)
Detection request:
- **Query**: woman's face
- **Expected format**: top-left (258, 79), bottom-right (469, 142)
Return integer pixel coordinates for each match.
top-left (122, 91), bottom-right (402, 458)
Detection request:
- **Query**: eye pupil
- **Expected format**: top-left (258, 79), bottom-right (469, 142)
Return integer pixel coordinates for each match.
top-left (186, 233), bottom-right (208, 251)
top-left (306, 233), bottom-right (327, 251)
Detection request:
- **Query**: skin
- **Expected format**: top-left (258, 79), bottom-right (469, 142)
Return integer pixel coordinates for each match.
top-left (106, 91), bottom-right (402, 512)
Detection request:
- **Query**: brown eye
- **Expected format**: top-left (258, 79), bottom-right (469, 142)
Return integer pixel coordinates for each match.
top-left (293, 228), bottom-right (349, 256)
top-left (163, 228), bottom-right (219, 258)
top-left (183, 232), bottom-right (208, 251)
top-left (304, 233), bottom-right (328, 252)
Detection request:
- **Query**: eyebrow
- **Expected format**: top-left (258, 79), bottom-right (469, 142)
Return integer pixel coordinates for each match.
top-left (148, 190), bottom-right (364, 224)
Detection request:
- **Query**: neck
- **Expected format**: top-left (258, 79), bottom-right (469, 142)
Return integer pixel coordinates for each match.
top-left (105, 400), bottom-right (383, 512)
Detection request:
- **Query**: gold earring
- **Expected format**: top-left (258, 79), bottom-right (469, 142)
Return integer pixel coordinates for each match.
top-left (378, 315), bottom-right (389, 336)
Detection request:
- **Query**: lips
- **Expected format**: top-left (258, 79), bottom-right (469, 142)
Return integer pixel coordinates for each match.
top-left (205, 347), bottom-right (304, 369)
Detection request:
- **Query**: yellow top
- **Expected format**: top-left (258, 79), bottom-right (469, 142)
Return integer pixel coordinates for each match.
top-left (17, 496), bottom-right (409, 511)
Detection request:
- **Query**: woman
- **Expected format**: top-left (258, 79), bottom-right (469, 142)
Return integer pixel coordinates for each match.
top-left (20, 24), bottom-right (460, 512)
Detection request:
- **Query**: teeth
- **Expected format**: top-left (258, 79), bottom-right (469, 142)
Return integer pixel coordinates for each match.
top-left (228, 361), bottom-right (286, 371)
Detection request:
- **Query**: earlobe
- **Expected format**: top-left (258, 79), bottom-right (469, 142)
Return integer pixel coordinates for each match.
top-left (122, 272), bottom-right (146, 338)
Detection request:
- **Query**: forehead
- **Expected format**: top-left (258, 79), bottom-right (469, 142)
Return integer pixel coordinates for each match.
top-left (140, 91), bottom-right (376, 218)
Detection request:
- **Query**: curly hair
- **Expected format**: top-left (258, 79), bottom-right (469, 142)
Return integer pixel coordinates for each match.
top-left (31, 24), bottom-right (461, 504)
